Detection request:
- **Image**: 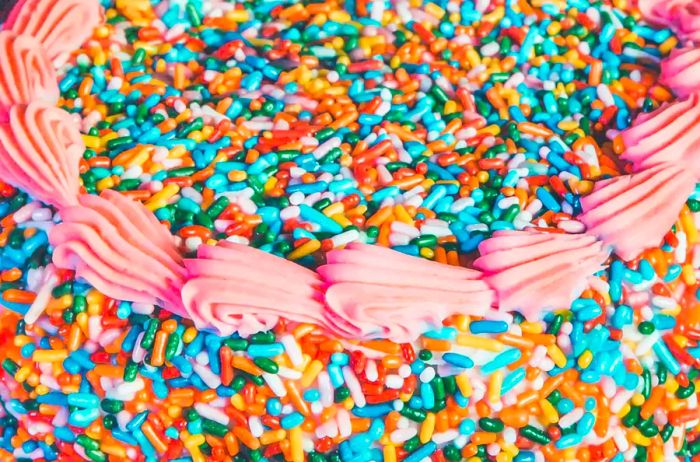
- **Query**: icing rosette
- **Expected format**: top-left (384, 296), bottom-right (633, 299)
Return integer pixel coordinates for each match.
top-left (637, 0), bottom-right (700, 42)
top-left (0, 31), bottom-right (59, 114)
top-left (0, 102), bottom-right (82, 208)
top-left (50, 190), bottom-right (187, 314)
top-left (181, 242), bottom-right (327, 337)
top-left (619, 93), bottom-right (700, 174)
top-left (579, 163), bottom-right (696, 261)
top-left (318, 243), bottom-right (495, 342)
top-left (473, 230), bottom-right (609, 318)
top-left (660, 47), bottom-right (700, 99)
top-left (5, 0), bottom-right (103, 65)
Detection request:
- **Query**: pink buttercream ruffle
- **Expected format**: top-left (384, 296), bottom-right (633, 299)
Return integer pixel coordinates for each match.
top-left (620, 93), bottom-right (700, 175)
top-left (5, 0), bottom-right (103, 65)
top-left (0, 102), bottom-right (82, 208)
top-left (660, 46), bottom-right (700, 99)
top-left (474, 230), bottom-right (609, 318)
top-left (181, 242), bottom-right (327, 337)
top-left (579, 163), bottom-right (696, 261)
top-left (318, 243), bottom-right (495, 342)
top-left (0, 31), bottom-right (58, 115)
top-left (637, 0), bottom-right (700, 43)
top-left (50, 190), bottom-right (187, 314)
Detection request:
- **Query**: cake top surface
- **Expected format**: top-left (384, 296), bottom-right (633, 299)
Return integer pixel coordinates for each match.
top-left (1, 0), bottom-right (700, 460)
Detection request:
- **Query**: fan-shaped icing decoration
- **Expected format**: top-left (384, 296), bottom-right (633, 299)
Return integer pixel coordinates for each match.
top-left (579, 163), bottom-right (696, 261)
top-left (0, 31), bottom-right (59, 114)
top-left (0, 102), bottom-right (82, 208)
top-left (619, 94), bottom-right (700, 175)
top-left (318, 243), bottom-right (495, 342)
top-left (181, 242), bottom-right (327, 337)
top-left (678, 2), bottom-right (700, 43)
top-left (636, 0), bottom-right (681, 28)
top-left (473, 230), bottom-right (609, 318)
top-left (660, 47), bottom-right (700, 99)
top-left (50, 190), bottom-right (187, 314)
top-left (637, 0), bottom-right (700, 42)
top-left (5, 0), bottom-right (103, 64)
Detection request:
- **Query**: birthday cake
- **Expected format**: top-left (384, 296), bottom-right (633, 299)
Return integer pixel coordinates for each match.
top-left (1, 0), bottom-right (700, 460)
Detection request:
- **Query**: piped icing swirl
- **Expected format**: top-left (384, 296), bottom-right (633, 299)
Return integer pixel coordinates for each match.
top-left (660, 46), bottom-right (700, 99)
top-left (50, 190), bottom-right (187, 314)
top-left (318, 243), bottom-right (495, 342)
top-left (0, 31), bottom-right (58, 115)
top-left (474, 230), bottom-right (609, 318)
top-left (182, 242), bottom-right (327, 337)
top-left (0, 102), bottom-right (82, 208)
top-left (579, 163), bottom-right (696, 261)
top-left (5, 0), bottom-right (103, 64)
top-left (637, 0), bottom-right (700, 43)
top-left (620, 93), bottom-right (700, 174)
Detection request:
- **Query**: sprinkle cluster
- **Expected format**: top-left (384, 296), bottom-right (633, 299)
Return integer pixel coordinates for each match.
top-left (2, 0), bottom-right (700, 461)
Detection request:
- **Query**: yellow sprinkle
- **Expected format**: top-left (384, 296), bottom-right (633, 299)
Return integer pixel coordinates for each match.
top-left (557, 120), bottom-right (579, 131)
top-left (456, 334), bottom-right (504, 352)
top-left (488, 370), bottom-right (504, 403)
top-left (230, 394), bottom-right (246, 411)
top-left (519, 321), bottom-right (543, 334)
top-left (629, 429), bottom-right (651, 446)
top-left (384, 444), bottom-right (397, 462)
top-left (14, 366), bottom-right (31, 383)
top-left (32, 349), bottom-right (69, 362)
top-left (260, 429), bottom-right (286, 445)
top-left (419, 247), bottom-right (434, 259)
top-left (323, 202), bottom-right (344, 217)
top-left (82, 135), bottom-right (101, 149)
top-left (301, 360), bottom-right (324, 387)
top-left (182, 327), bottom-right (198, 343)
top-left (455, 373), bottom-right (472, 398)
top-left (546, 344), bottom-right (567, 368)
top-left (145, 183), bottom-right (180, 211)
top-left (420, 413), bottom-right (436, 443)
top-left (631, 393), bottom-right (645, 407)
top-left (290, 427), bottom-right (304, 462)
top-left (540, 399), bottom-right (559, 424)
top-left (287, 239), bottom-right (321, 260)
top-left (578, 350), bottom-right (593, 369)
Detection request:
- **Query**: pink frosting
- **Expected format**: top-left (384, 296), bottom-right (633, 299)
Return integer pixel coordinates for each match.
top-left (0, 31), bottom-right (58, 115)
top-left (318, 243), bottom-right (495, 342)
top-left (474, 230), bottom-right (609, 318)
top-left (50, 190), bottom-right (187, 314)
top-left (5, 0), bottom-right (103, 64)
top-left (579, 163), bottom-right (696, 261)
top-left (620, 93), bottom-right (700, 175)
top-left (181, 241), bottom-right (327, 337)
top-left (637, 0), bottom-right (700, 42)
top-left (660, 46), bottom-right (700, 99)
top-left (0, 102), bottom-right (81, 208)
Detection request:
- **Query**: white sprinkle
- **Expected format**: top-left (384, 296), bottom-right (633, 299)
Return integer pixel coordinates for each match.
top-left (263, 373), bottom-right (287, 397)
top-left (342, 366), bottom-right (366, 407)
top-left (194, 403), bottom-right (230, 425)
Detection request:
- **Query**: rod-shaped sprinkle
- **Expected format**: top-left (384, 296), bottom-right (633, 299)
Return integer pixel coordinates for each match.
top-left (318, 243), bottom-right (495, 342)
top-left (0, 102), bottom-right (81, 208)
top-left (579, 163), bottom-right (696, 261)
top-left (474, 230), bottom-right (609, 319)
